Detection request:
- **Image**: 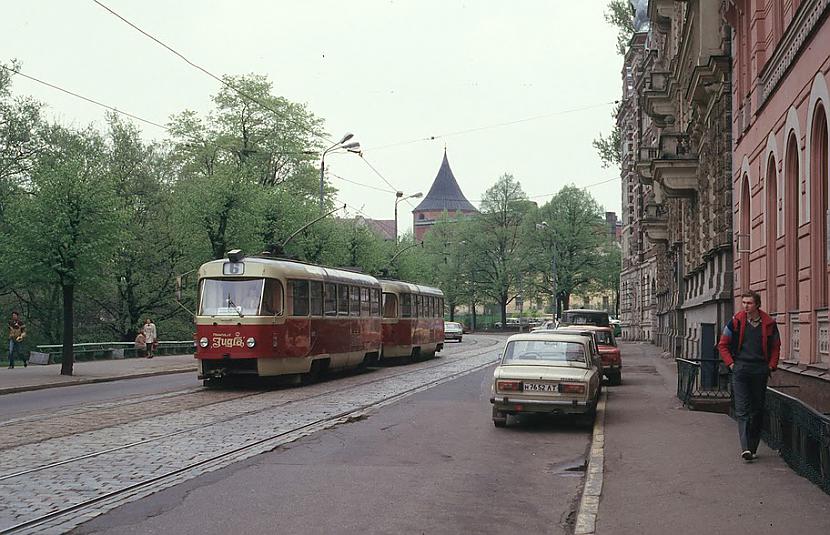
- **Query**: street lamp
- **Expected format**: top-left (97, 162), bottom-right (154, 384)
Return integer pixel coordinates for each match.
top-left (320, 133), bottom-right (361, 214)
top-left (394, 191), bottom-right (423, 245)
top-left (536, 221), bottom-right (558, 319)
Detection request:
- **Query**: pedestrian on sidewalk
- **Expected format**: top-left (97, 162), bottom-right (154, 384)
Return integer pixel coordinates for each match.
top-left (134, 331), bottom-right (147, 358)
top-left (143, 318), bottom-right (157, 359)
top-left (717, 290), bottom-right (780, 462)
top-left (7, 311), bottom-right (27, 369)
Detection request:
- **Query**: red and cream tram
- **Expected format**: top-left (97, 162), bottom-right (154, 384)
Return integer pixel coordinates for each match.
top-left (195, 251), bottom-right (383, 385)
top-left (380, 280), bottom-right (445, 361)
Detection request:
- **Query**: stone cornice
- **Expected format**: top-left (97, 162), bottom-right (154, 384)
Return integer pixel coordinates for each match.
top-left (758, 0), bottom-right (830, 108)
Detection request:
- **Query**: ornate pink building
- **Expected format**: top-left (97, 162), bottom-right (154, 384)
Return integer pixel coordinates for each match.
top-left (729, 1), bottom-right (830, 381)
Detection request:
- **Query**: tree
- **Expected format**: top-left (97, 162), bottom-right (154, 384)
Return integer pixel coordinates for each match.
top-left (464, 174), bottom-right (532, 325)
top-left (605, 0), bottom-right (635, 55)
top-left (4, 124), bottom-right (121, 375)
top-left (528, 185), bottom-right (613, 316)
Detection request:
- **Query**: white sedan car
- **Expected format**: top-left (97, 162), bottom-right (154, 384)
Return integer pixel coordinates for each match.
top-left (444, 321), bottom-right (463, 342)
top-left (490, 332), bottom-right (602, 427)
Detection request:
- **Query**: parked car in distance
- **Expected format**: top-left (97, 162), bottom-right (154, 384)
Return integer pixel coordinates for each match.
top-left (559, 309), bottom-right (611, 327)
top-left (561, 325), bottom-right (621, 385)
top-left (444, 321), bottom-right (463, 342)
top-left (490, 332), bottom-right (602, 428)
top-left (530, 320), bottom-right (556, 332)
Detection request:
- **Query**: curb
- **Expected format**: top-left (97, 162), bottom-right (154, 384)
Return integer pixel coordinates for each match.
top-left (0, 367), bottom-right (197, 396)
top-left (574, 390), bottom-right (607, 535)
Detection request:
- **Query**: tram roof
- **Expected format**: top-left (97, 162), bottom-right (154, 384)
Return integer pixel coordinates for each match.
top-left (199, 256), bottom-right (381, 286)
top-left (379, 279), bottom-right (444, 297)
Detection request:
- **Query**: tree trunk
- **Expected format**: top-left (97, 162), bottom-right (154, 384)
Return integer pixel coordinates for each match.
top-left (471, 302), bottom-right (477, 331)
top-left (562, 292), bottom-right (571, 313)
top-left (60, 284), bottom-right (75, 376)
top-left (449, 304), bottom-right (455, 321)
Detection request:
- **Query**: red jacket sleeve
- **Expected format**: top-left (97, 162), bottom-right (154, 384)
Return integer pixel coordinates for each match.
top-left (717, 321), bottom-right (735, 367)
top-left (768, 323), bottom-right (781, 370)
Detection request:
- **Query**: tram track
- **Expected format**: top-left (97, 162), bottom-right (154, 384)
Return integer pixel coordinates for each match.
top-left (0, 336), bottom-right (500, 484)
top-left (1, 335), bottom-right (504, 534)
top-left (0, 337), bottom-right (496, 452)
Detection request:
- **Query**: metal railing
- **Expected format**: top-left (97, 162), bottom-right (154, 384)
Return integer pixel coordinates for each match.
top-left (763, 388), bottom-right (830, 495)
top-left (33, 340), bottom-right (195, 363)
top-left (676, 358), bottom-right (732, 405)
top-left (676, 358), bottom-right (830, 495)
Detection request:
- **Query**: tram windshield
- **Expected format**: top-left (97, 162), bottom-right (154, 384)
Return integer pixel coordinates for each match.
top-left (199, 278), bottom-right (283, 316)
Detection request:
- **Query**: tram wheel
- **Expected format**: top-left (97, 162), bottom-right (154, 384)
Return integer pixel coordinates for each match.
top-left (302, 359), bottom-right (327, 385)
top-left (203, 378), bottom-right (223, 389)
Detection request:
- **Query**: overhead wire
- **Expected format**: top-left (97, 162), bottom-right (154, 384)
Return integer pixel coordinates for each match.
top-left (363, 101), bottom-right (619, 152)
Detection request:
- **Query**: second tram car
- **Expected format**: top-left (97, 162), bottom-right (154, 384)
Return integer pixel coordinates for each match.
top-left (380, 279), bottom-right (445, 361)
top-left (195, 252), bottom-right (383, 385)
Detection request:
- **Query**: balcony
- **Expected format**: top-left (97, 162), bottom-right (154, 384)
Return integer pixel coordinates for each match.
top-left (641, 201), bottom-right (669, 245)
top-left (650, 133), bottom-right (698, 198)
top-left (636, 146), bottom-right (659, 185)
top-left (642, 86), bottom-right (676, 128)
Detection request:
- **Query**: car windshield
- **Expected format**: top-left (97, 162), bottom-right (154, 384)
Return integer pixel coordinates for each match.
top-left (502, 340), bottom-right (587, 364)
top-left (445, 322), bottom-right (461, 329)
top-left (200, 278), bottom-right (283, 316)
top-left (594, 331), bottom-right (614, 345)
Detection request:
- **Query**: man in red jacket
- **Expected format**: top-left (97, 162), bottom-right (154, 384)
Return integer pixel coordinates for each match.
top-left (717, 290), bottom-right (780, 462)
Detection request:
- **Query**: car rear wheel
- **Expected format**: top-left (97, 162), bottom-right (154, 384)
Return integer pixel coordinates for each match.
top-left (492, 407), bottom-right (507, 428)
top-left (608, 371), bottom-right (622, 386)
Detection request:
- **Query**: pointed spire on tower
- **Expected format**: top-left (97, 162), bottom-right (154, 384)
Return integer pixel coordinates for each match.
top-left (413, 150), bottom-right (477, 213)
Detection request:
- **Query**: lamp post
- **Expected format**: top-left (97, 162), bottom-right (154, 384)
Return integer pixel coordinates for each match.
top-left (394, 191), bottom-right (423, 245)
top-left (320, 133), bottom-right (361, 214)
top-left (536, 221), bottom-right (558, 319)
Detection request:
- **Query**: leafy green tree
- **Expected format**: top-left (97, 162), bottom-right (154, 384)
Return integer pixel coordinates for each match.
top-left (528, 185), bottom-right (613, 316)
top-left (4, 124), bottom-right (121, 374)
top-left (605, 0), bottom-right (635, 55)
top-left (464, 174), bottom-right (532, 325)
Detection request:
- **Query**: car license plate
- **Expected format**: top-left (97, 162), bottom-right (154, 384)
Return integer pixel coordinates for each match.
top-left (523, 382), bottom-right (556, 392)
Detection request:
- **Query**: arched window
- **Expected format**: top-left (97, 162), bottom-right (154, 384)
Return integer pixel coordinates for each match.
top-left (786, 132), bottom-right (801, 311)
top-left (766, 154), bottom-right (778, 312)
top-left (811, 103), bottom-right (829, 309)
top-left (740, 174), bottom-right (751, 292)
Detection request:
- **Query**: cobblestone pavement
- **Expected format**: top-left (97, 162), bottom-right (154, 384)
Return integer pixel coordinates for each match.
top-left (0, 336), bottom-right (503, 534)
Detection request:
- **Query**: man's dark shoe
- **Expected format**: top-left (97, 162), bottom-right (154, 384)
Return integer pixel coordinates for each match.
top-left (741, 450), bottom-right (753, 461)
top-left (23, 360), bottom-right (27, 367)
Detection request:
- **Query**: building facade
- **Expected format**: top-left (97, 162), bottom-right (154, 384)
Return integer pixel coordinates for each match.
top-left (412, 150), bottom-right (478, 241)
top-left (619, 31), bottom-right (659, 341)
top-left (624, 0), bottom-right (735, 357)
top-left (728, 0), bottom-right (830, 405)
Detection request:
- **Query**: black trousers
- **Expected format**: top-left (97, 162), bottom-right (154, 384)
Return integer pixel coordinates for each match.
top-left (732, 361), bottom-right (769, 453)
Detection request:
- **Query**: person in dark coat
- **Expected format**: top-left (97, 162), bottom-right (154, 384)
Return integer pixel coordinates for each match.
top-left (7, 311), bottom-right (27, 369)
top-left (717, 290), bottom-right (780, 461)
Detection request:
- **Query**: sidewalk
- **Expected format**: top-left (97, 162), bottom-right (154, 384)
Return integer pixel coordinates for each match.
top-left (597, 342), bottom-right (830, 534)
top-left (0, 354), bottom-right (197, 395)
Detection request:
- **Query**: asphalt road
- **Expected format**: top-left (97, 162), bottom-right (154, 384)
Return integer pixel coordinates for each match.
top-left (72, 360), bottom-right (591, 534)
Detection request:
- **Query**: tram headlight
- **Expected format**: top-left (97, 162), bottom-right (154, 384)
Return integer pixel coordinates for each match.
top-left (246, 337), bottom-right (256, 348)
top-left (199, 337), bottom-right (209, 348)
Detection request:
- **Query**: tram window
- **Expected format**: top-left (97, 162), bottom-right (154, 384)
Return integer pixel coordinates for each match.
top-left (324, 283), bottom-right (337, 316)
top-left (430, 297), bottom-right (435, 317)
top-left (288, 280), bottom-right (309, 316)
top-left (200, 278), bottom-right (266, 316)
top-left (337, 285), bottom-right (349, 316)
top-left (414, 295), bottom-right (421, 318)
top-left (310, 281), bottom-right (323, 316)
top-left (360, 287), bottom-right (370, 316)
top-left (439, 298), bottom-right (444, 316)
top-left (350, 285), bottom-right (360, 316)
top-left (262, 279), bottom-right (283, 316)
top-left (371, 289), bottom-right (380, 316)
top-left (383, 292), bottom-right (398, 318)
top-left (401, 293), bottom-right (412, 318)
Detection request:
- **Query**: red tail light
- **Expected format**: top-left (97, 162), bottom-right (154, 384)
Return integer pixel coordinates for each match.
top-left (559, 383), bottom-right (586, 394)
top-left (497, 380), bottom-right (522, 392)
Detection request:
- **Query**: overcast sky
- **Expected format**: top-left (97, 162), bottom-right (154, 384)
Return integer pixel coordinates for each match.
top-left (2, 1), bottom-right (623, 233)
